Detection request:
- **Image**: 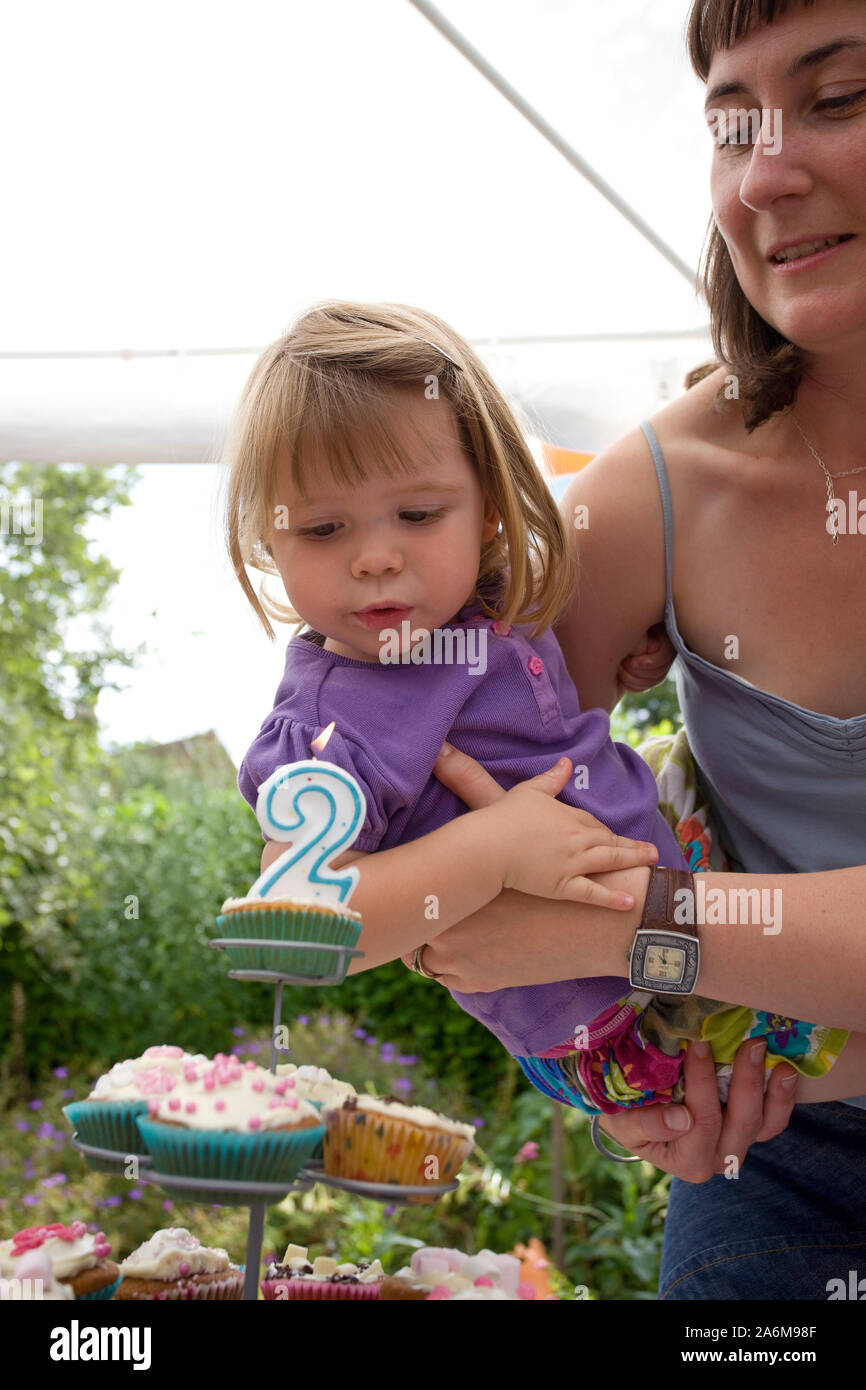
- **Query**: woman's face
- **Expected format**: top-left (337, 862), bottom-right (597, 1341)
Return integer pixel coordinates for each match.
top-left (707, 0), bottom-right (866, 354)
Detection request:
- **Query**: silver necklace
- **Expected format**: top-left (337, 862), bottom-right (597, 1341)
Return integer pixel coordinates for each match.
top-left (791, 414), bottom-right (866, 547)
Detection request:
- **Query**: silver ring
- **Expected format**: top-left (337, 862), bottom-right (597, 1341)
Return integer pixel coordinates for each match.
top-left (590, 1114), bottom-right (643, 1163)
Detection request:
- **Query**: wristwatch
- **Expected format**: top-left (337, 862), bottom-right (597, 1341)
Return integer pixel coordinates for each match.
top-left (626, 866), bottom-right (699, 995)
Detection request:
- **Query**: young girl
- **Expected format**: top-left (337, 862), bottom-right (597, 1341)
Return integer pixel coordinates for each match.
top-left (223, 298), bottom-right (860, 1114)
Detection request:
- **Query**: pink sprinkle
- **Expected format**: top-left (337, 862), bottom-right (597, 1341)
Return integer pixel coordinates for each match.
top-left (244, 1060), bottom-right (256, 1070)
top-left (268, 1098), bottom-right (283, 1109)
top-left (528, 656), bottom-right (544, 676)
top-left (179, 1261), bottom-right (190, 1276)
top-left (286, 1095), bottom-right (298, 1109)
top-left (248, 1115), bottom-right (261, 1131)
top-left (69, 1220), bottom-right (86, 1239)
top-left (168, 1097), bottom-right (181, 1111)
top-left (251, 1079), bottom-right (264, 1092)
top-left (148, 1098), bottom-right (159, 1114)
top-left (474, 1276), bottom-right (494, 1287)
top-left (518, 1282), bottom-right (537, 1300)
top-left (204, 1075), bottom-right (215, 1091)
top-left (426, 1285), bottom-right (452, 1300)
top-left (215, 1099), bottom-right (226, 1112)
top-left (274, 1080), bottom-right (288, 1095)
top-left (183, 1065), bottom-right (198, 1082)
top-left (185, 1101), bottom-right (197, 1114)
top-left (284, 1077), bottom-right (295, 1089)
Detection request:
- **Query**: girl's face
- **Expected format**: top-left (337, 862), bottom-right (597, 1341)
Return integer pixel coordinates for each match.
top-left (707, 0), bottom-right (866, 354)
top-left (268, 387), bottom-right (499, 663)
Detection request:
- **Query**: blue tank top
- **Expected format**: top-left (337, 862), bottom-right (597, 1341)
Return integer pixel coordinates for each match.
top-left (641, 420), bottom-right (866, 1112)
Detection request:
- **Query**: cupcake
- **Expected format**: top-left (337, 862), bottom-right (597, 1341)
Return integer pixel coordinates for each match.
top-left (136, 1053), bottom-right (324, 1202)
top-left (63, 1046), bottom-right (209, 1158)
top-left (380, 1247), bottom-right (536, 1301)
top-left (215, 761), bottom-right (364, 980)
top-left (275, 1064), bottom-right (356, 1161)
top-left (0, 1250), bottom-right (74, 1301)
top-left (261, 1242), bottom-right (384, 1301)
top-left (322, 1095), bottom-right (475, 1200)
top-left (114, 1228), bottom-right (243, 1301)
top-left (0, 1222), bottom-right (120, 1300)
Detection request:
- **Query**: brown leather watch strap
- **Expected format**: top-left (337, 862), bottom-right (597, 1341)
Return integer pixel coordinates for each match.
top-left (640, 866), bottom-right (696, 931)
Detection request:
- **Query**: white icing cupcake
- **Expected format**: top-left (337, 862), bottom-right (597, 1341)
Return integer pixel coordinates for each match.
top-left (115, 1229), bottom-right (243, 1301)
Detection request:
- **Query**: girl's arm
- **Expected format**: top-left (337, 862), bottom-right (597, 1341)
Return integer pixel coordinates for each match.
top-left (257, 759), bottom-right (659, 975)
top-left (796, 1032), bottom-right (866, 1103)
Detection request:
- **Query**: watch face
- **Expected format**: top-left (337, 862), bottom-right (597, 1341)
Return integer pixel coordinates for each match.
top-left (644, 943), bottom-right (686, 984)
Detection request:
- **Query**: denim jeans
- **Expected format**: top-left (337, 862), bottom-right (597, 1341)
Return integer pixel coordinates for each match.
top-left (659, 1101), bottom-right (866, 1300)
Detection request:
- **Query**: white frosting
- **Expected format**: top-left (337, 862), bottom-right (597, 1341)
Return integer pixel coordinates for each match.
top-left (119, 1229), bottom-right (232, 1280)
top-left (0, 1251), bottom-right (74, 1300)
top-left (0, 1234), bottom-right (101, 1283)
top-left (219, 895), bottom-right (361, 919)
top-left (87, 1049), bottom-right (210, 1101)
top-left (271, 1244), bottom-right (383, 1284)
top-left (275, 1063), bottom-right (356, 1106)
top-left (146, 1056), bottom-right (321, 1132)
top-left (323, 1094), bottom-right (476, 1142)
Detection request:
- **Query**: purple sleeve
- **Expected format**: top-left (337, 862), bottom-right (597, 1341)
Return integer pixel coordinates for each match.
top-left (237, 719), bottom-right (391, 852)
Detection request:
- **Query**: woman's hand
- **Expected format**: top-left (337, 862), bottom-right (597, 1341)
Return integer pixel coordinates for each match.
top-left (616, 623), bottom-right (676, 697)
top-left (595, 1038), bottom-right (799, 1182)
top-left (480, 755), bottom-right (658, 908)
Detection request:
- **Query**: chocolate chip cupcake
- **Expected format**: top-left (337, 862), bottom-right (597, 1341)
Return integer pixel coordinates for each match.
top-left (261, 1243), bottom-right (384, 1300)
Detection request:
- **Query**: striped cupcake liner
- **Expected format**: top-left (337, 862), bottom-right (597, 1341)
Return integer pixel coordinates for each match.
top-left (77, 1275), bottom-right (122, 1301)
top-left (214, 905), bottom-right (361, 979)
top-left (260, 1278), bottom-right (380, 1300)
top-left (136, 1116), bottom-right (325, 1197)
top-left (63, 1101), bottom-right (151, 1160)
top-left (115, 1270), bottom-right (244, 1301)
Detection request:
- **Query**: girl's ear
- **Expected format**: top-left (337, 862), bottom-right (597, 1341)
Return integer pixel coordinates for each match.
top-left (481, 496), bottom-right (500, 544)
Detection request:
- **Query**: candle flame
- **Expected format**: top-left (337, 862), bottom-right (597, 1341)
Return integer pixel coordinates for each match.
top-left (311, 722), bottom-right (335, 756)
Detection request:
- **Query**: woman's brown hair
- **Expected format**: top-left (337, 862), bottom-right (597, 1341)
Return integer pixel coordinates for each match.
top-left (686, 0), bottom-right (818, 428)
top-left (223, 300), bottom-right (574, 640)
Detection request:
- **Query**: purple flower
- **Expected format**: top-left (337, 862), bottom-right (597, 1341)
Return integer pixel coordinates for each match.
top-left (22, 1194), bottom-right (40, 1207)
top-left (352, 1028), bottom-right (367, 1040)
top-left (365, 1037), bottom-right (378, 1047)
top-left (128, 1189), bottom-right (143, 1200)
top-left (297, 1016), bottom-right (310, 1026)
top-left (87, 1223), bottom-right (100, 1232)
top-left (396, 1055), bottom-right (418, 1066)
top-left (28, 1099), bottom-right (43, 1111)
top-left (162, 1200), bottom-right (174, 1212)
top-left (230, 1044), bottom-right (242, 1055)
top-left (392, 1078), bottom-right (412, 1093)
top-left (15, 1120), bottom-right (30, 1132)
top-left (472, 1118), bottom-right (485, 1129)
top-left (104, 1194), bottom-right (122, 1207)
top-left (384, 1205), bottom-right (396, 1218)
top-left (264, 1251), bottom-right (278, 1264)
top-left (379, 1043), bottom-right (396, 1059)
top-left (245, 1042), bottom-right (262, 1055)
top-left (53, 1067), bottom-right (68, 1079)
top-left (36, 1122), bottom-right (55, 1140)
top-left (515, 1142), bottom-right (539, 1163)
top-left (232, 1026), bottom-right (245, 1037)
top-left (61, 1089), bottom-right (75, 1100)
top-left (318, 1015), bottom-right (330, 1027)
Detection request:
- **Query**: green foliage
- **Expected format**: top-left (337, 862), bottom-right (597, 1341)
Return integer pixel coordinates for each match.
top-left (612, 675), bottom-right (682, 746)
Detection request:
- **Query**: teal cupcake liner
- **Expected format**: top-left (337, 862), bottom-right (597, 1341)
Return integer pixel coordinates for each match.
top-left (77, 1274), bottom-right (122, 1301)
top-left (136, 1116), bottom-right (325, 1199)
top-left (214, 905), bottom-right (361, 979)
top-left (63, 1101), bottom-right (151, 1158)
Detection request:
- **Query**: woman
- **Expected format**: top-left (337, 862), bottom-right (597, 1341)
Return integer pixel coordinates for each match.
top-left (417, 0), bottom-right (866, 1299)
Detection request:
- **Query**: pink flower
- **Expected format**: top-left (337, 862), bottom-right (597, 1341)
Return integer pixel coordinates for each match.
top-left (515, 1141), bottom-right (539, 1163)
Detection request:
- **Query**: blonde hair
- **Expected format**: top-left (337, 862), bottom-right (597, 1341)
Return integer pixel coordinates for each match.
top-left (223, 299), bottom-right (574, 640)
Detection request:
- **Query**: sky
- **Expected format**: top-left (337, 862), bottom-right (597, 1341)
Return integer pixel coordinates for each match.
top-left (2, 0), bottom-right (718, 768)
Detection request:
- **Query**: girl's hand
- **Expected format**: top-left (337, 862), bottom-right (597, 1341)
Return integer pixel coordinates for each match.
top-left (480, 755), bottom-right (658, 908)
top-left (615, 622), bottom-right (676, 697)
top-left (595, 1038), bottom-right (799, 1182)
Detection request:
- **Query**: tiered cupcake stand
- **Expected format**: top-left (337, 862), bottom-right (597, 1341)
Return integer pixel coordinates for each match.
top-left (71, 935), bottom-right (458, 1301)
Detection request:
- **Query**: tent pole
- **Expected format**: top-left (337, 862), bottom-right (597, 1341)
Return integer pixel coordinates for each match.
top-left (405, 0), bottom-right (698, 287)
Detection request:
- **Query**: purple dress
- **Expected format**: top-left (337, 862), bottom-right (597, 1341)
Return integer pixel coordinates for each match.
top-left (238, 598), bottom-right (686, 1057)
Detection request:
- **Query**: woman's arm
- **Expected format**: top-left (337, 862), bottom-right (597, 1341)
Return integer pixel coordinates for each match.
top-left (554, 430), bottom-right (670, 713)
top-left (429, 747), bottom-right (866, 1032)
